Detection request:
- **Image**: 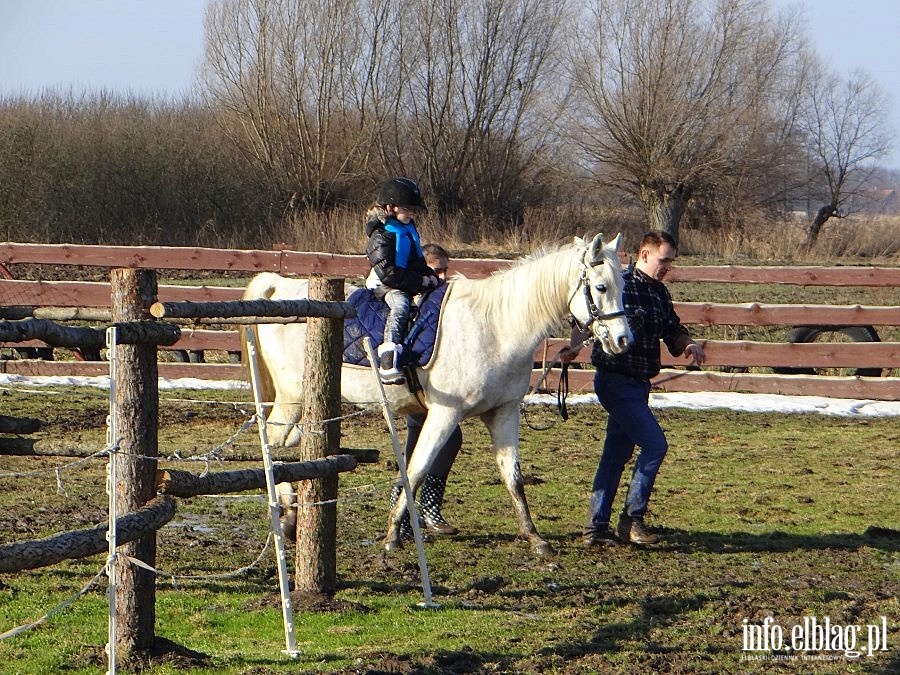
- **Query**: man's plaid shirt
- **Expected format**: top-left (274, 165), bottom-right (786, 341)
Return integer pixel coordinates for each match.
top-left (590, 265), bottom-right (692, 381)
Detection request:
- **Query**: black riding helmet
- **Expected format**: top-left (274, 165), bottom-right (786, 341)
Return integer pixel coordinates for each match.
top-left (376, 177), bottom-right (428, 212)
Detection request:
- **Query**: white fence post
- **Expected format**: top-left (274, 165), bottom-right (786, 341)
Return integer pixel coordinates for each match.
top-left (363, 337), bottom-right (436, 608)
top-left (105, 326), bottom-right (119, 675)
top-left (243, 326), bottom-right (299, 658)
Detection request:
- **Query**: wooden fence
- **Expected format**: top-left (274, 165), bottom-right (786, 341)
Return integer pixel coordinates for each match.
top-left (0, 243), bottom-right (898, 400)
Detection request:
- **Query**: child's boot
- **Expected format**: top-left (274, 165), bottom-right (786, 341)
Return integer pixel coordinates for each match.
top-left (420, 474), bottom-right (458, 535)
top-left (377, 342), bottom-right (405, 384)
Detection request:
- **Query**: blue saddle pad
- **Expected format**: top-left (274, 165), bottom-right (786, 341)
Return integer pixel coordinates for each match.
top-left (342, 284), bottom-right (448, 368)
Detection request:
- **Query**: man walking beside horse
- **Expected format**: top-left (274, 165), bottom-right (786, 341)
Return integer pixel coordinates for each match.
top-left (563, 230), bottom-right (705, 547)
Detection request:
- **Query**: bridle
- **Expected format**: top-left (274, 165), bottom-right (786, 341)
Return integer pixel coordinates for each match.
top-left (553, 248), bottom-right (628, 422)
top-left (568, 257), bottom-right (626, 337)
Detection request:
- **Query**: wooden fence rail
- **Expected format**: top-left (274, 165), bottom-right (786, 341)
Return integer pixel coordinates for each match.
top-left (3, 242), bottom-right (900, 285)
top-left (0, 243), bottom-right (897, 400)
top-left (3, 279), bottom-right (898, 326)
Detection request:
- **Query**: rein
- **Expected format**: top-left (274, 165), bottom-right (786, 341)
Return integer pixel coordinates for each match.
top-left (523, 343), bottom-right (589, 427)
top-left (549, 255), bottom-right (626, 423)
top-left (526, 252), bottom-right (627, 424)
top-left (555, 331), bottom-right (597, 421)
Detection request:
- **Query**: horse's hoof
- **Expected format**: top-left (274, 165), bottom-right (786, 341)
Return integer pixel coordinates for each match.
top-left (532, 541), bottom-right (554, 557)
top-left (383, 537), bottom-right (402, 552)
top-left (280, 518), bottom-right (297, 542)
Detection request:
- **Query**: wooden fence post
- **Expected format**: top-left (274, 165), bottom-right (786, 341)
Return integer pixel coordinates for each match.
top-left (294, 276), bottom-right (343, 596)
top-left (110, 268), bottom-right (159, 656)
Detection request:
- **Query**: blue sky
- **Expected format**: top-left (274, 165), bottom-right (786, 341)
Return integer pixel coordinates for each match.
top-left (0, 0), bottom-right (898, 167)
top-left (0, 0), bottom-right (205, 100)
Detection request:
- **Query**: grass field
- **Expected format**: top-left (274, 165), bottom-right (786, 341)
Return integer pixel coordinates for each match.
top-left (0, 385), bottom-right (897, 674)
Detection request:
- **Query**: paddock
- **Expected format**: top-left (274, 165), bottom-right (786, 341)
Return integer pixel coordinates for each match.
top-left (1, 391), bottom-right (897, 673)
top-left (0, 246), bottom-right (898, 672)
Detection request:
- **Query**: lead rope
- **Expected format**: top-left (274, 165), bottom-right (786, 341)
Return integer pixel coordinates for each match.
top-left (522, 346), bottom-right (573, 430)
top-left (557, 359), bottom-right (570, 421)
top-left (556, 333), bottom-right (598, 422)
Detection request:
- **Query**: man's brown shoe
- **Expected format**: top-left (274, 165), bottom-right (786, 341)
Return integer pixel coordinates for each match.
top-left (583, 527), bottom-right (618, 547)
top-left (617, 514), bottom-right (660, 545)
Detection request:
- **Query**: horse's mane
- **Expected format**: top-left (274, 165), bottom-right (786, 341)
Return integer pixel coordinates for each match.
top-left (454, 242), bottom-right (580, 341)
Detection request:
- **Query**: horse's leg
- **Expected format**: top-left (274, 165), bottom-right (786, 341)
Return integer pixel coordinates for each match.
top-left (264, 396), bottom-right (304, 541)
top-left (483, 402), bottom-right (553, 557)
top-left (383, 469), bottom-right (424, 552)
top-left (383, 408), bottom-right (459, 551)
top-left (275, 482), bottom-right (298, 542)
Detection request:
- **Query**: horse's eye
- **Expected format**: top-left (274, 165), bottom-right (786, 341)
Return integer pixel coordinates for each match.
top-left (594, 283), bottom-right (607, 293)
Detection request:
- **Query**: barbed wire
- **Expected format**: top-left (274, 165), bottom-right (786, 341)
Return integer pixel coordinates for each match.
top-left (163, 414), bottom-right (257, 467)
top-left (126, 534), bottom-right (273, 585)
top-left (0, 383), bottom-right (105, 396)
top-left (282, 478), bottom-right (395, 509)
top-left (0, 446), bottom-right (113, 481)
top-left (1, 376), bottom-right (388, 412)
top-left (0, 532), bottom-right (275, 641)
top-left (0, 400), bottom-right (384, 485)
top-left (0, 471), bottom-right (402, 641)
top-left (0, 565), bottom-right (107, 641)
top-left (1, 388), bottom-right (399, 529)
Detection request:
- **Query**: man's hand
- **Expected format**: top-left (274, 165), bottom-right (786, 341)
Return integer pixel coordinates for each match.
top-left (422, 274), bottom-right (442, 290)
top-left (559, 344), bottom-right (582, 364)
top-left (684, 342), bottom-right (705, 367)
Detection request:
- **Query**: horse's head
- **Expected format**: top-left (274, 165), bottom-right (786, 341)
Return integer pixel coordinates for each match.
top-left (569, 233), bottom-right (633, 355)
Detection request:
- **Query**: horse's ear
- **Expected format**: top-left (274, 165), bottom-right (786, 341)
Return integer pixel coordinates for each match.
top-left (609, 232), bottom-right (623, 252)
top-left (588, 232), bottom-right (606, 264)
top-left (573, 235), bottom-right (587, 249)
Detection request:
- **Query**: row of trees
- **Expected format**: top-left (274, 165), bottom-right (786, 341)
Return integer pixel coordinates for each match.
top-left (0, 95), bottom-right (272, 246)
top-left (0, 0), bottom-right (894, 250)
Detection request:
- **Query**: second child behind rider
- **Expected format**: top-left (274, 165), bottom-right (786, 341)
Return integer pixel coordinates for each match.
top-left (365, 177), bottom-right (442, 383)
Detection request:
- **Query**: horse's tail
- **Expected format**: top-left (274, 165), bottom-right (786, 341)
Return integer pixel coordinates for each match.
top-left (240, 272), bottom-right (282, 410)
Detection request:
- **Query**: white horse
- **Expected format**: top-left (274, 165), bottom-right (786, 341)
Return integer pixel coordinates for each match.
top-left (242, 233), bottom-right (632, 556)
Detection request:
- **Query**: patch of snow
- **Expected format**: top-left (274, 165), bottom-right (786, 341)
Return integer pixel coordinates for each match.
top-left (2, 374), bottom-right (898, 417)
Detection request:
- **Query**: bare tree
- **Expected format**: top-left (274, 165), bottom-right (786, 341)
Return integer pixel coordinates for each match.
top-left (201, 0), bottom-right (395, 209)
top-left (385, 0), bottom-right (569, 226)
top-left (200, 0), bottom-right (565, 229)
top-left (798, 62), bottom-right (892, 249)
top-left (568, 0), bottom-right (802, 243)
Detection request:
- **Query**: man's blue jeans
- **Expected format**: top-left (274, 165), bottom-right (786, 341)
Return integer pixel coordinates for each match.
top-left (585, 370), bottom-right (668, 534)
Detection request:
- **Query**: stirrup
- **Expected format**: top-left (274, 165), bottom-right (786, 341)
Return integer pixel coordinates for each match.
top-left (377, 342), bottom-right (405, 384)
